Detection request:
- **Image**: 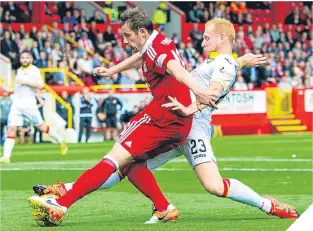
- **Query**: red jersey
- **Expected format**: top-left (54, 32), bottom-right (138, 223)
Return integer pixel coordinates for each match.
top-left (140, 30), bottom-right (192, 127)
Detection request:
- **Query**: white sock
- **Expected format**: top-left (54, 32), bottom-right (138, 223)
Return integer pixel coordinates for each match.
top-left (225, 178), bottom-right (271, 213)
top-left (260, 197), bottom-right (272, 213)
top-left (47, 126), bottom-right (63, 143)
top-left (64, 183), bottom-right (73, 191)
top-left (3, 137), bottom-right (15, 159)
top-left (64, 172), bottom-right (121, 192)
top-left (99, 172), bottom-right (121, 189)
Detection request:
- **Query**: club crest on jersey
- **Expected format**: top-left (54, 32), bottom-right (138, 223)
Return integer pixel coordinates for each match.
top-left (143, 62), bottom-right (147, 72)
top-left (155, 54), bottom-right (167, 68)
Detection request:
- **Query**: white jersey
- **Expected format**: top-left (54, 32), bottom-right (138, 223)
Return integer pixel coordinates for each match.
top-left (191, 54), bottom-right (239, 123)
top-left (146, 54), bottom-right (239, 169)
top-left (13, 64), bottom-right (43, 107)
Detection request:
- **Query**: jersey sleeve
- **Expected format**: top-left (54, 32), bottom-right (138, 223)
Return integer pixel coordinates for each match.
top-left (210, 55), bottom-right (238, 92)
top-left (151, 42), bottom-right (183, 75)
top-left (33, 67), bottom-right (44, 87)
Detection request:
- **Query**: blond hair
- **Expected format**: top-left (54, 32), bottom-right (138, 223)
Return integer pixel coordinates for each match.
top-left (205, 18), bottom-right (235, 42)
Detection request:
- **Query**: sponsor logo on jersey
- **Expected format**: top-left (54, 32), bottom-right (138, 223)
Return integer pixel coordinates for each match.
top-left (155, 54), bottom-right (167, 68)
top-left (125, 141), bottom-right (132, 148)
top-left (161, 37), bottom-right (172, 46)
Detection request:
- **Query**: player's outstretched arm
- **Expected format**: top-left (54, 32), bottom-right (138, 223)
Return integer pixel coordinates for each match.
top-left (16, 79), bottom-right (44, 89)
top-left (237, 53), bottom-right (267, 69)
top-left (93, 52), bottom-right (142, 77)
top-left (166, 60), bottom-right (218, 109)
top-left (162, 81), bottom-right (223, 116)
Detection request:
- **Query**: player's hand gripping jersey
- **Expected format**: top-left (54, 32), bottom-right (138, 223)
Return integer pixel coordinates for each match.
top-left (192, 53), bottom-right (239, 123)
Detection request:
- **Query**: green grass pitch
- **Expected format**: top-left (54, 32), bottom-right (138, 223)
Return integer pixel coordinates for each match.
top-left (0, 134), bottom-right (312, 231)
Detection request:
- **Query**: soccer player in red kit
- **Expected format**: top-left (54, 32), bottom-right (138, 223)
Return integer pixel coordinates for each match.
top-left (28, 7), bottom-right (215, 226)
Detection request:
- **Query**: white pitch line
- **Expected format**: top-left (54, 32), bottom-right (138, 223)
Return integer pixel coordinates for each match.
top-left (1, 157), bottom-right (311, 166)
top-left (0, 167), bottom-right (312, 172)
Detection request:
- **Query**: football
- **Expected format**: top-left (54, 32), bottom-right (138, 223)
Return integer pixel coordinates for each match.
top-left (30, 194), bottom-right (64, 227)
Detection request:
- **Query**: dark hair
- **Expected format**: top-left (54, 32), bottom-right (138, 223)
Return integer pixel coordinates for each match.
top-left (120, 7), bottom-right (153, 34)
top-left (21, 50), bottom-right (33, 58)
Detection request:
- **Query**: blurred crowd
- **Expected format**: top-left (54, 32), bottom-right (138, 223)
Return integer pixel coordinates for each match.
top-left (0, 1), bottom-right (312, 90)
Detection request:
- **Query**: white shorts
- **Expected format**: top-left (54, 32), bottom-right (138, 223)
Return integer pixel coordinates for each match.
top-left (181, 119), bottom-right (216, 168)
top-left (146, 117), bottom-right (216, 170)
top-left (8, 104), bottom-right (44, 127)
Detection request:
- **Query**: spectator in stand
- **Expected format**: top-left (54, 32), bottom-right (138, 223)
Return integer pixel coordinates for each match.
top-left (1, 31), bottom-right (18, 60)
top-left (1, 10), bottom-right (13, 23)
top-left (103, 25), bottom-right (115, 46)
top-left (88, 21), bottom-right (99, 47)
top-left (80, 21), bottom-right (89, 34)
top-left (58, 1), bottom-right (74, 18)
top-left (188, 4), bottom-right (200, 23)
top-left (70, 23), bottom-right (81, 41)
top-left (152, 2), bottom-right (168, 31)
top-left (69, 50), bottom-right (79, 75)
top-left (270, 24), bottom-right (280, 43)
top-left (78, 88), bottom-right (95, 143)
top-left (78, 32), bottom-right (94, 52)
top-left (185, 40), bottom-right (197, 67)
top-left (0, 7), bottom-right (3, 22)
top-left (14, 33), bottom-right (23, 53)
top-left (89, 10), bottom-right (105, 24)
top-left (77, 52), bottom-right (93, 84)
top-left (29, 26), bottom-right (38, 40)
top-left (189, 23), bottom-right (203, 52)
top-left (36, 51), bottom-right (48, 68)
top-left (54, 30), bottom-right (66, 51)
top-left (95, 33), bottom-right (107, 55)
top-left (43, 41), bottom-right (52, 55)
top-left (113, 40), bottom-right (124, 57)
top-left (78, 8), bottom-right (88, 23)
top-left (63, 10), bottom-right (77, 25)
top-left (22, 32), bottom-right (34, 51)
top-left (73, 8), bottom-right (80, 23)
top-left (92, 52), bottom-right (102, 69)
top-left (51, 43), bottom-right (62, 63)
top-left (244, 13), bottom-right (253, 24)
top-left (114, 28), bottom-right (123, 42)
top-left (32, 41), bottom-right (40, 62)
top-left (103, 1), bottom-right (119, 23)
top-left (200, 10), bottom-right (210, 23)
top-left (234, 74), bottom-right (248, 90)
top-left (138, 100), bottom-right (146, 112)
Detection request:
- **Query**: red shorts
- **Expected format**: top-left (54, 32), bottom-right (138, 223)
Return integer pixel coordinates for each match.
top-left (117, 111), bottom-right (192, 159)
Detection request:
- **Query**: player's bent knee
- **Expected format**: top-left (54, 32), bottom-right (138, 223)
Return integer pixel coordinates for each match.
top-left (7, 126), bottom-right (17, 136)
top-left (105, 143), bottom-right (134, 168)
top-left (37, 124), bottom-right (46, 132)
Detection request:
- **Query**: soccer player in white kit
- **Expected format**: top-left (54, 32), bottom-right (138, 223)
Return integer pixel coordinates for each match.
top-left (32, 18), bottom-right (298, 223)
top-left (0, 51), bottom-right (68, 164)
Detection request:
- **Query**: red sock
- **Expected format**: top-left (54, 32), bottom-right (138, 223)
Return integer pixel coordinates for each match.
top-left (222, 178), bottom-right (231, 197)
top-left (57, 158), bottom-right (116, 208)
top-left (126, 163), bottom-right (169, 211)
